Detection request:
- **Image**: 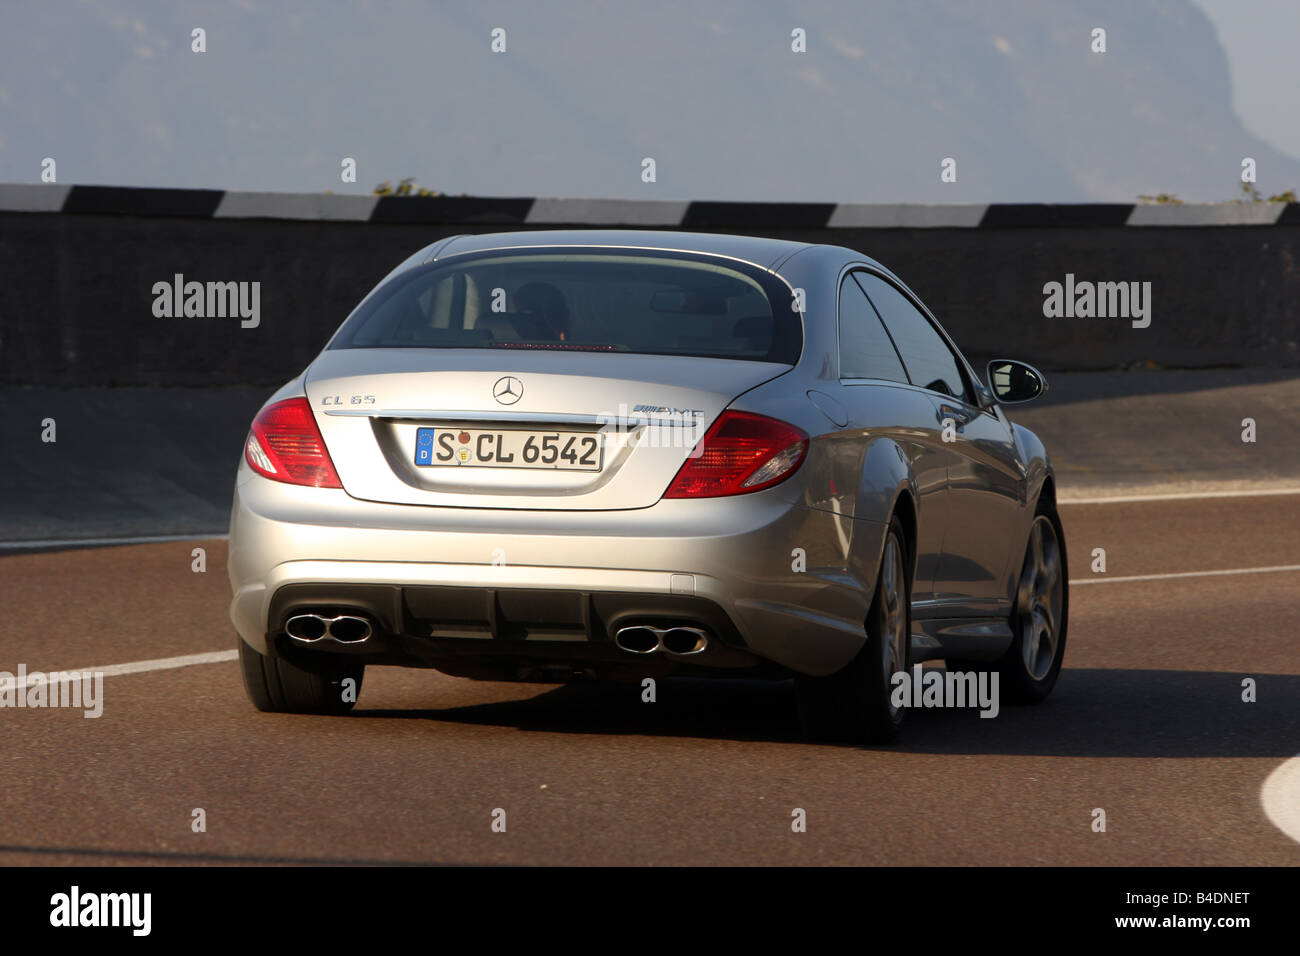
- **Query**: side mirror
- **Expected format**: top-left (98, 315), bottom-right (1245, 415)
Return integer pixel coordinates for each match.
top-left (986, 360), bottom-right (1047, 404)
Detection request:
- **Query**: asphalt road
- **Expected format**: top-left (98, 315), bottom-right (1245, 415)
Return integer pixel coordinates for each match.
top-left (2, 493), bottom-right (1297, 865)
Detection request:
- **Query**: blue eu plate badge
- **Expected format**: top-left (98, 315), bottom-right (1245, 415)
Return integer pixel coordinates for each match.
top-left (415, 427), bottom-right (435, 465)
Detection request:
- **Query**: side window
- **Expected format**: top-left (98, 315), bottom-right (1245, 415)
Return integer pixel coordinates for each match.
top-left (855, 273), bottom-right (971, 403)
top-left (838, 275), bottom-right (909, 383)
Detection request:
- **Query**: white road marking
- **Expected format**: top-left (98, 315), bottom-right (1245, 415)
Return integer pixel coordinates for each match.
top-left (4, 650), bottom-right (238, 690)
top-left (1070, 564), bottom-right (1300, 586)
top-left (1060, 488), bottom-right (1300, 505)
top-left (1261, 756), bottom-right (1300, 846)
top-left (0, 533), bottom-right (228, 551)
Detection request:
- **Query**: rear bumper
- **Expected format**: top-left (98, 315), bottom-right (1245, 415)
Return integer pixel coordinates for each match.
top-left (228, 464), bottom-right (888, 676)
top-left (262, 581), bottom-right (776, 682)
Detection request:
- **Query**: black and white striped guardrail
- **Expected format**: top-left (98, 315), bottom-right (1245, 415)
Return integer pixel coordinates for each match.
top-left (2, 183), bottom-right (1297, 227)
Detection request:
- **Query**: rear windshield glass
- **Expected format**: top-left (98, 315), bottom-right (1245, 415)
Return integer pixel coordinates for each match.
top-left (328, 249), bottom-right (800, 363)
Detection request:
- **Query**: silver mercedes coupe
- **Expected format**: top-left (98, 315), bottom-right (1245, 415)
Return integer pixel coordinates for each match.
top-left (229, 230), bottom-right (1067, 742)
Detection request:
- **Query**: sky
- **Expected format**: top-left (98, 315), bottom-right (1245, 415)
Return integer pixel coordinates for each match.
top-left (1, 0), bottom-right (1297, 202)
top-left (1190, 0), bottom-right (1300, 160)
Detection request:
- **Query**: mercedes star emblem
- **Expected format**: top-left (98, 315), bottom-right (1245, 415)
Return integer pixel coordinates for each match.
top-left (492, 375), bottom-right (523, 405)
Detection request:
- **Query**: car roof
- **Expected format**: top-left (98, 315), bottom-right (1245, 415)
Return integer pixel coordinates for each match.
top-left (433, 230), bottom-right (814, 271)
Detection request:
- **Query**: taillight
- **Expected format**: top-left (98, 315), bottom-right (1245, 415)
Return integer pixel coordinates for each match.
top-left (244, 397), bottom-right (342, 488)
top-left (664, 410), bottom-right (808, 498)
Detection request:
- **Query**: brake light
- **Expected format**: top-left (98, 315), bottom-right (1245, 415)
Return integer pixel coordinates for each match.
top-left (244, 397), bottom-right (342, 488)
top-left (664, 410), bottom-right (808, 498)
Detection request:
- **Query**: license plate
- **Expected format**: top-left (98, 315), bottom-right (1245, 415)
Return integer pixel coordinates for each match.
top-left (414, 427), bottom-right (603, 471)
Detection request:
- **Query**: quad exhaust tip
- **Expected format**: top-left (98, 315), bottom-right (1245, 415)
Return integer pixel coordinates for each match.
top-left (614, 624), bottom-right (710, 656)
top-left (614, 626), bottom-right (661, 654)
top-left (661, 627), bottom-right (709, 655)
top-left (286, 612), bottom-right (374, 645)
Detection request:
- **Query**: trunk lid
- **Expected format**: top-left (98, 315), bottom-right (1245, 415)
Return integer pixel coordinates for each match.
top-left (305, 348), bottom-right (790, 510)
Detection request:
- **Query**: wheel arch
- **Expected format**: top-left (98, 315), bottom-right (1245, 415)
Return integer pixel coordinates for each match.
top-left (889, 486), bottom-right (918, 587)
top-left (853, 434), bottom-right (920, 588)
top-left (1038, 471), bottom-right (1056, 506)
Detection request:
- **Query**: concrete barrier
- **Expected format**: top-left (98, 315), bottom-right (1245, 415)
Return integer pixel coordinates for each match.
top-left (2, 185), bottom-right (1298, 386)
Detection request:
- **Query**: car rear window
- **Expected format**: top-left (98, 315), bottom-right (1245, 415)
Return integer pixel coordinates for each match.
top-left (328, 249), bottom-right (800, 363)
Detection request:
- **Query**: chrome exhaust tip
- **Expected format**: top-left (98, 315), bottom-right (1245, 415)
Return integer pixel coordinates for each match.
top-left (285, 613), bottom-right (328, 643)
top-left (285, 612), bottom-right (374, 645)
top-left (614, 626), bottom-right (661, 654)
top-left (327, 615), bottom-right (373, 644)
top-left (660, 627), bottom-right (709, 656)
top-left (613, 624), bottom-right (712, 656)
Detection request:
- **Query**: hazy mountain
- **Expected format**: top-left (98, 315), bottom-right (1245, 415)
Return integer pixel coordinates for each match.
top-left (1, 0), bottom-right (1296, 202)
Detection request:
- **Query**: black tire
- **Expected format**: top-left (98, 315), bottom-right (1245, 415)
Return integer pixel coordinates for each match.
top-left (992, 496), bottom-right (1069, 704)
top-left (795, 516), bottom-right (911, 744)
top-left (238, 636), bottom-right (364, 715)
